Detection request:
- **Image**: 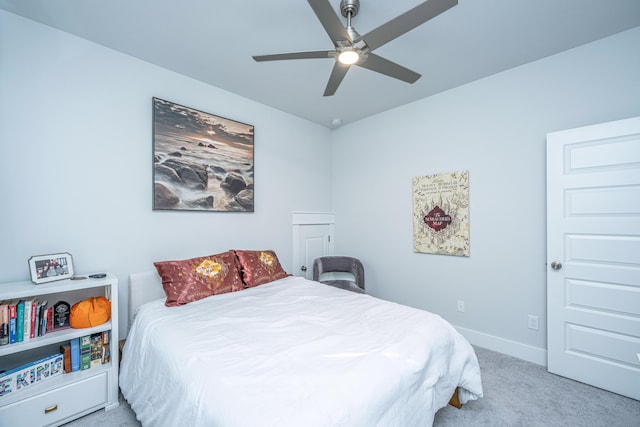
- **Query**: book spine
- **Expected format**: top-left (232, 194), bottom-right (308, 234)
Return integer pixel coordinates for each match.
top-left (70, 338), bottom-right (80, 372)
top-left (46, 307), bottom-right (53, 332)
top-left (80, 335), bottom-right (91, 370)
top-left (0, 303), bottom-right (8, 346)
top-left (60, 344), bottom-right (72, 374)
top-left (16, 301), bottom-right (24, 342)
top-left (35, 303), bottom-right (40, 337)
top-left (38, 302), bottom-right (48, 337)
top-left (101, 330), bottom-right (111, 364)
top-left (23, 300), bottom-right (32, 342)
top-left (90, 333), bottom-right (102, 367)
top-left (30, 301), bottom-right (37, 339)
top-left (8, 303), bottom-right (17, 344)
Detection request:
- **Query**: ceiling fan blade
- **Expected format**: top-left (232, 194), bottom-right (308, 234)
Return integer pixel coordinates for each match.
top-left (323, 62), bottom-right (350, 96)
top-left (360, 0), bottom-right (457, 51)
top-left (358, 53), bottom-right (421, 84)
top-left (307, 0), bottom-right (350, 45)
top-left (253, 50), bottom-right (334, 62)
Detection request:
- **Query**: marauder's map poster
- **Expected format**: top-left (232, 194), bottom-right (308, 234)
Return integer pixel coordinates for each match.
top-left (413, 170), bottom-right (470, 256)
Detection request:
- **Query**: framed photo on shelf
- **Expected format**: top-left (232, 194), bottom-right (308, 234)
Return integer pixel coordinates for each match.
top-left (28, 252), bottom-right (74, 284)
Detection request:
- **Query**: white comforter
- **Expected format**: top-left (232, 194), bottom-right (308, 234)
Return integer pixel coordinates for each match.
top-left (120, 276), bottom-right (482, 426)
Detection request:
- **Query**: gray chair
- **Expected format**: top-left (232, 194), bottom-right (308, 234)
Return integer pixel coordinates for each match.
top-left (312, 256), bottom-right (365, 294)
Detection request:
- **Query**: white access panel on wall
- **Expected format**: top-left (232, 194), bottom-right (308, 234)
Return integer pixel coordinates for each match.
top-left (292, 212), bottom-right (335, 280)
top-left (546, 116), bottom-right (640, 400)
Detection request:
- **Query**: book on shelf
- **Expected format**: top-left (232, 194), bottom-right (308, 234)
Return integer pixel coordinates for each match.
top-left (33, 300), bottom-right (39, 339)
top-left (22, 299), bottom-right (32, 342)
top-left (101, 330), bottom-right (111, 364)
top-left (80, 335), bottom-right (91, 370)
top-left (90, 333), bottom-right (103, 368)
top-left (46, 306), bottom-right (53, 333)
top-left (37, 301), bottom-right (48, 337)
top-left (29, 299), bottom-right (37, 339)
top-left (8, 301), bottom-right (17, 344)
top-left (0, 353), bottom-right (63, 399)
top-left (0, 301), bottom-right (8, 346)
top-left (70, 338), bottom-right (80, 372)
top-left (0, 300), bottom-right (67, 344)
top-left (60, 344), bottom-right (72, 373)
top-left (16, 300), bottom-right (24, 342)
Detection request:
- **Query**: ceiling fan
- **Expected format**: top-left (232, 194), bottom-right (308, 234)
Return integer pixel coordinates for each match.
top-left (253, 0), bottom-right (458, 96)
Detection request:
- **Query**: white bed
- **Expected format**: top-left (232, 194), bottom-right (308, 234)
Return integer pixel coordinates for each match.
top-left (120, 273), bottom-right (482, 426)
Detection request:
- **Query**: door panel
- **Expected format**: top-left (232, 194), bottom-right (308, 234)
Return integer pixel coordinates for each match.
top-left (565, 324), bottom-right (639, 367)
top-left (547, 116), bottom-right (640, 400)
top-left (568, 279), bottom-right (640, 317)
top-left (300, 226), bottom-right (329, 280)
top-left (567, 185), bottom-right (640, 215)
top-left (296, 224), bottom-right (333, 279)
top-left (566, 234), bottom-right (640, 264)
top-left (291, 213), bottom-right (335, 279)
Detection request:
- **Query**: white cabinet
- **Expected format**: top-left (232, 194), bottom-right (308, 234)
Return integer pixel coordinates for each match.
top-left (0, 274), bottom-right (119, 426)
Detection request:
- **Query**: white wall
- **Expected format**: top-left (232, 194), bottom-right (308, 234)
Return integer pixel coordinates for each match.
top-left (331, 26), bottom-right (640, 364)
top-left (3, 9), bottom-right (639, 365)
top-left (0, 11), bottom-right (333, 337)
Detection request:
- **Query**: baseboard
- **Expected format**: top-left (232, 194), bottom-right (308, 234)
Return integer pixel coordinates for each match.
top-left (454, 325), bottom-right (547, 366)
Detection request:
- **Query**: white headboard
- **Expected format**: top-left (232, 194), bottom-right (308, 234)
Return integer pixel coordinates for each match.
top-left (128, 271), bottom-right (165, 329)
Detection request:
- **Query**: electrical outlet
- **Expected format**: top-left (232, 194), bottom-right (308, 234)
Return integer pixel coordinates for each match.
top-left (457, 300), bottom-right (465, 312)
top-left (528, 315), bottom-right (539, 331)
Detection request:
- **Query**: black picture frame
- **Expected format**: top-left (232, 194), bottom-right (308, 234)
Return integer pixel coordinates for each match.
top-left (152, 97), bottom-right (255, 212)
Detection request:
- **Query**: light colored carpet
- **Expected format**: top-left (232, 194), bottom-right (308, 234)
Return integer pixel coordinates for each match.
top-left (434, 346), bottom-right (640, 426)
top-left (63, 346), bottom-right (640, 426)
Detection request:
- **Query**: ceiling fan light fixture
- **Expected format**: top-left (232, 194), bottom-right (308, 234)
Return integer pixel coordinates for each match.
top-left (338, 49), bottom-right (359, 65)
top-left (253, 0), bottom-right (458, 96)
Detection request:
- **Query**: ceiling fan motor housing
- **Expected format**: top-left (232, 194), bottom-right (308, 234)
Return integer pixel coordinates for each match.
top-left (340, 0), bottom-right (360, 18)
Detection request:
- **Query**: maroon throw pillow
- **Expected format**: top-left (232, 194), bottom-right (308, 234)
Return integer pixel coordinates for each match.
top-left (233, 250), bottom-right (290, 287)
top-left (154, 251), bottom-right (244, 306)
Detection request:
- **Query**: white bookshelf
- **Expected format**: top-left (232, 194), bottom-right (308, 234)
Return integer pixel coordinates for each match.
top-left (0, 274), bottom-right (119, 426)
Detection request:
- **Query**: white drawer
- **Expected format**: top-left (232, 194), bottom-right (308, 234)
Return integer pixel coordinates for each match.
top-left (0, 372), bottom-right (107, 427)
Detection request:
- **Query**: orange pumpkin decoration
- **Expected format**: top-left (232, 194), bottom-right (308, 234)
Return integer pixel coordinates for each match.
top-left (70, 296), bottom-right (111, 328)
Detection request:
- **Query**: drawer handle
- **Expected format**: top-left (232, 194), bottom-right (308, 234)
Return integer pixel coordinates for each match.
top-left (44, 405), bottom-right (58, 414)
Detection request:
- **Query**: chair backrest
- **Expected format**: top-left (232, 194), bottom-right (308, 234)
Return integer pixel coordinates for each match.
top-left (312, 256), bottom-right (364, 290)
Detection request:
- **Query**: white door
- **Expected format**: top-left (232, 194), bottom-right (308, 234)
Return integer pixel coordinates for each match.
top-left (546, 116), bottom-right (640, 400)
top-left (297, 224), bottom-right (333, 279)
top-left (292, 212), bottom-right (335, 279)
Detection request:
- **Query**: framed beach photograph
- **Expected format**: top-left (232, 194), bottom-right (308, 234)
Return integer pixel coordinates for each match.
top-left (28, 252), bottom-right (75, 284)
top-left (152, 97), bottom-right (255, 212)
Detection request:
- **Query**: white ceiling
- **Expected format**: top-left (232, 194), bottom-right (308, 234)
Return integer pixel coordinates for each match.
top-left (2, 0), bottom-right (639, 128)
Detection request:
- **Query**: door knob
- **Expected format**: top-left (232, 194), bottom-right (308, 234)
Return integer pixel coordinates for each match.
top-left (550, 261), bottom-right (562, 270)
top-left (300, 266), bottom-right (307, 271)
